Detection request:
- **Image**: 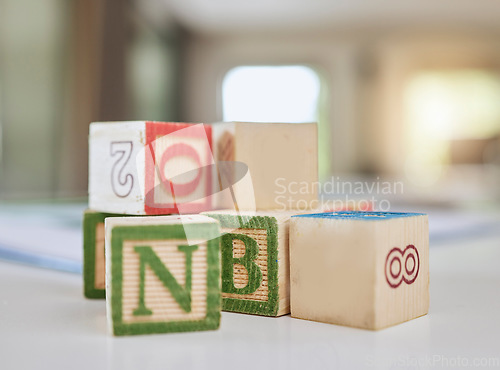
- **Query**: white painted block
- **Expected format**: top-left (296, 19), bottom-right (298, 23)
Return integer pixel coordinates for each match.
top-left (89, 121), bottom-right (214, 215)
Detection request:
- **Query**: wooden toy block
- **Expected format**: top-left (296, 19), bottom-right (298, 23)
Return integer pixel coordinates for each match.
top-left (212, 122), bottom-right (318, 211)
top-left (202, 210), bottom-right (301, 317)
top-left (89, 121), bottom-right (213, 215)
top-left (83, 210), bottom-right (144, 299)
top-left (83, 210), bottom-right (118, 299)
top-left (290, 211), bottom-right (429, 330)
top-left (105, 215), bottom-right (221, 336)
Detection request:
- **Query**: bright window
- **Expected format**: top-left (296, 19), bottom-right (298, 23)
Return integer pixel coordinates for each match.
top-left (222, 65), bottom-right (321, 123)
top-left (222, 65), bottom-right (328, 178)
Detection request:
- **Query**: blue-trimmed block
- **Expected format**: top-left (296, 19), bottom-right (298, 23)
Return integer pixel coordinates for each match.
top-left (290, 211), bottom-right (429, 330)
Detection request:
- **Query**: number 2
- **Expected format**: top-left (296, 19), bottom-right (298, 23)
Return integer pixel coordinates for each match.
top-left (110, 141), bottom-right (134, 198)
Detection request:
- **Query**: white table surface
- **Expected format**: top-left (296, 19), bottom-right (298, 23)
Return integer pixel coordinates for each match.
top-left (1, 210), bottom-right (500, 370)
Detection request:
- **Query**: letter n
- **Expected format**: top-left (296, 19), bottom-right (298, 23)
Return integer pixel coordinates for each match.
top-left (132, 244), bottom-right (198, 316)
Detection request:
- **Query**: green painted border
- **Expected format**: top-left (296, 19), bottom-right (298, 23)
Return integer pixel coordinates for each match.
top-left (203, 214), bottom-right (279, 317)
top-left (83, 210), bottom-right (117, 299)
top-left (110, 222), bottom-right (221, 336)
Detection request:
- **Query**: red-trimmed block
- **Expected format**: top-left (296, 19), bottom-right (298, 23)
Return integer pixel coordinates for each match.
top-left (89, 121), bottom-right (213, 215)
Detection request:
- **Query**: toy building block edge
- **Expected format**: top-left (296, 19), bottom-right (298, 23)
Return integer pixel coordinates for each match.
top-left (83, 210), bottom-right (116, 299)
top-left (203, 213), bottom-right (282, 317)
top-left (106, 220), bottom-right (221, 336)
top-left (289, 211), bottom-right (429, 330)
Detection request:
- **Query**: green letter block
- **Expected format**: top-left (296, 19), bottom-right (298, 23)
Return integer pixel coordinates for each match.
top-left (106, 215), bottom-right (221, 336)
top-left (202, 211), bottom-right (293, 317)
top-left (83, 210), bottom-right (120, 299)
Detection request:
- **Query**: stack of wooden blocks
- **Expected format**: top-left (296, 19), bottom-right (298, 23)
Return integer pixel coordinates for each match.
top-left (83, 121), bottom-right (429, 336)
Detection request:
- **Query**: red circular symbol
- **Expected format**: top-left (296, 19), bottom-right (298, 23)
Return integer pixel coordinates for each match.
top-left (385, 245), bottom-right (420, 288)
top-left (158, 143), bottom-right (203, 197)
top-left (390, 257), bottom-right (401, 279)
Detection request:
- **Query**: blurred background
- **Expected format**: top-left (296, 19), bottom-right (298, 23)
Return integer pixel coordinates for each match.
top-left (1, 0), bottom-right (500, 207)
top-left (2, 3), bottom-right (500, 362)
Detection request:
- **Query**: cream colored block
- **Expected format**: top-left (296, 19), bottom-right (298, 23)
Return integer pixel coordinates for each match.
top-left (212, 122), bottom-right (318, 211)
top-left (290, 211), bottom-right (429, 330)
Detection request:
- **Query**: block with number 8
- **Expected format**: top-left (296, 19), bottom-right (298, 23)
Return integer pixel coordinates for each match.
top-left (290, 211), bottom-right (429, 330)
